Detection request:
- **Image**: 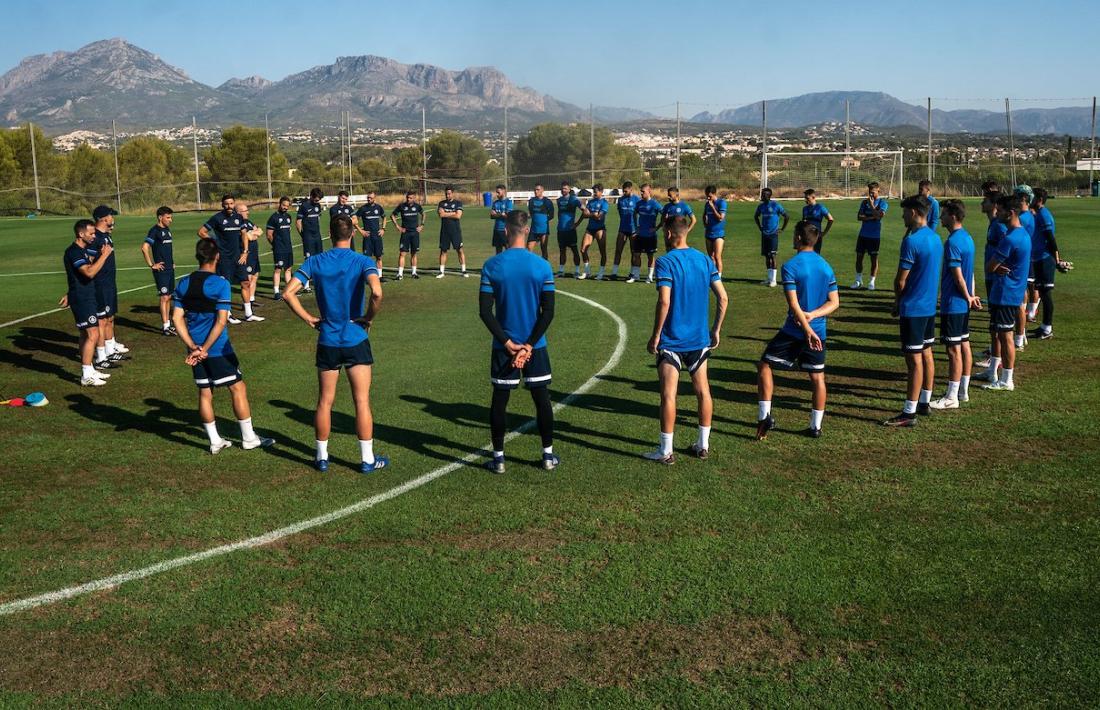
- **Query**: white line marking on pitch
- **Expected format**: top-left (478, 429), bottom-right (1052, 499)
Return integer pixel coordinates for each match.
top-left (0, 289), bottom-right (627, 616)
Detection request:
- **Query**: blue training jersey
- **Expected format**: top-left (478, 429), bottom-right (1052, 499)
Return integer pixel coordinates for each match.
top-left (1032, 206), bottom-right (1055, 262)
top-left (897, 226), bottom-right (942, 318)
top-left (662, 200), bottom-right (694, 224)
top-left (755, 200), bottom-right (787, 235)
top-left (704, 198), bottom-right (727, 238)
top-left (1018, 210), bottom-right (1036, 241)
top-left (480, 248), bottom-right (555, 350)
top-left (654, 247), bottom-right (720, 352)
top-left (585, 197), bottom-right (609, 230)
top-left (266, 211), bottom-right (294, 250)
top-left (294, 248), bottom-right (379, 348)
top-left (490, 198), bottom-right (513, 232)
top-left (984, 217), bottom-right (1008, 275)
top-left (528, 196), bottom-right (554, 234)
top-left (556, 193), bottom-right (581, 231)
top-left (802, 203), bottom-right (830, 232)
top-left (989, 226), bottom-right (1031, 307)
top-left (173, 272), bottom-right (233, 357)
top-left (617, 194), bottom-right (639, 234)
top-left (857, 197), bottom-right (888, 239)
top-left (940, 227), bottom-right (975, 315)
top-left (780, 250), bottom-right (837, 341)
top-left (926, 195), bottom-right (940, 232)
top-left (296, 202), bottom-right (323, 240)
top-left (634, 197), bottom-right (663, 237)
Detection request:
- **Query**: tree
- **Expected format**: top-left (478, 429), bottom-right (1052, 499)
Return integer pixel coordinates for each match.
top-left (203, 125), bottom-right (290, 199)
top-left (117, 136), bottom-right (193, 209)
top-left (426, 130), bottom-right (489, 175)
top-left (511, 123), bottom-right (641, 188)
top-left (394, 148), bottom-right (423, 191)
top-left (355, 158), bottom-right (394, 188)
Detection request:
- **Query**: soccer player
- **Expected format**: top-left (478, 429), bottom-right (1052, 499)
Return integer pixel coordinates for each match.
top-left (89, 205), bottom-right (129, 367)
top-left (929, 199), bottom-right (981, 410)
top-left (63, 219), bottom-right (112, 386)
top-left (611, 180), bottom-right (638, 279)
top-left (1013, 186), bottom-right (1036, 351)
top-left (630, 183), bottom-right (663, 283)
top-left (479, 210), bottom-right (558, 474)
top-left (801, 188), bottom-right (833, 254)
top-left (702, 185), bottom-right (727, 278)
top-left (644, 215), bottom-right (728, 463)
top-left (266, 196), bottom-right (294, 300)
top-left (354, 191), bottom-right (386, 279)
top-left (172, 239), bottom-right (274, 455)
top-left (853, 181), bottom-right (888, 290)
top-left (556, 181), bottom-right (583, 278)
top-left (296, 188), bottom-right (325, 292)
top-left (883, 195), bottom-right (942, 427)
top-left (329, 191), bottom-right (356, 251)
top-left (237, 202), bottom-right (265, 322)
top-left (197, 195), bottom-right (248, 324)
top-left (391, 190), bottom-right (424, 280)
top-left (1028, 188), bottom-right (1061, 340)
top-left (437, 185), bottom-right (468, 278)
top-left (141, 206), bottom-right (176, 336)
top-left (981, 193), bottom-right (1032, 392)
top-left (283, 215), bottom-right (387, 473)
top-left (527, 183), bottom-right (555, 258)
top-left (580, 184), bottom-right (610, 279)
top-left (754, 188), bottom-right (788, 287)
top-left (974, 183), bottom-right (1006, 372)
top-left (489, 184), bottom-right (513, 255)
top-left (756, 221), bottom-right (839, 439)
top-left (917, 179), bottom-right (940, 233)
top-left (662, 187), bottom-right (696, 233)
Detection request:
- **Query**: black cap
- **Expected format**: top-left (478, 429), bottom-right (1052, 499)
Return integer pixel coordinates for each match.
top-left (92, 205), bottom-right (118, 220)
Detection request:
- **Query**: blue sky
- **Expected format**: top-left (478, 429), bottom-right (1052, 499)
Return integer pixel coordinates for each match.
top-left (6, 0), bottom-right (1098, 116)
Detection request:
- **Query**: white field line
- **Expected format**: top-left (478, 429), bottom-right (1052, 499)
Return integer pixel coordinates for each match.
top-left (0, 265), bottom-right (163, 278)
top-left (0, 289), bottom-right (628, 616)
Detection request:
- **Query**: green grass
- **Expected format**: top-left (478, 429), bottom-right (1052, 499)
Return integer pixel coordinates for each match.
top-left (0, 199), bottom-right (1098, 706)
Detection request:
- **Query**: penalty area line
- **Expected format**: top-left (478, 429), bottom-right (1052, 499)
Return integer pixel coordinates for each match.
top-left (0, 288), bottom-right (627, 617)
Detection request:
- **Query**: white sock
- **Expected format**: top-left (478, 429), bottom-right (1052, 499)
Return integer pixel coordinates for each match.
top-left (96, 346), bottom-right (107, 362)
top-left (868, 276), bottom-right (876, 287)
top-left (162, 321), bottom-right (171, 330)
top-left (244, 301), bottom-right (253, 318)
top-left (239, 417), bottom-right (256, 442)
top-left (990, 356), bottom-right (1002, 372)
top-left (460, 264), bottom-right (467, 273)
top-left (960, 375), bottom-right (971, 398)
top-left (397, 266), bottom-right (404, 277)
top-left (439, 265), bottom-right (445, 274)
top-left (360, 439), bottom-right (375, 464)
top-left (1001, 368), bottom-right (1014, 386)
top-left (597, 267), bottom-right (604, 277)
top-left (648, 266), bottom-right (655, 280)
top-left (1028, 301), bottom-right (1039, 317)
top-left (767, 268), bottom-right (776, 283)
top-left (919, 389), bottom-right (932, 405)
top-left (82, 364), bottom-right (96, 379)
top-left (273, 286), bottom-right (280, 295)
top-left (758, 400), bottom-right (771, 420)
top-left (493, 449), bottom-right (505, 459)
top-left (854, 273), bottom-right (863, 283)
top-left (203, 421), bottom-right (222, 445)
top-left (631, 267), bottom-right (640, 278)
top-left (1015, 333), bottom-right (1025, 347)
top-left (612, 265), bottom-right (619, 276)
top-left (411, 266), bottom-right (417, 275)
top-left (316, 439), bottom-right (328, 461)
top-left (659, 431), bottom-right (673, 456)
top-left (584, 263), bottom-right (591, 275)
top-left (542, 445), bottom-right (554, 455)
top-left (946, 381), bottom-right (960, 399)
top-left (558, 265), bottom-right (565, 274)
top-left (810, 409), bottom-right (824, 430)
top-left (105, 338), bottom-right (117, 355)
top-left (903, 400), bottom-right (917, 414)
top-left (697, 425), bottom-right (711, 450)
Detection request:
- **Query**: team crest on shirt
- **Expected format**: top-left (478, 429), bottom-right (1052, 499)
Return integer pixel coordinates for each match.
top-left (233, 219), bottom-right (239, 225)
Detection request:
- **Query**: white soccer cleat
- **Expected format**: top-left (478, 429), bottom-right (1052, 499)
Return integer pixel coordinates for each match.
top-left (577, 272), bottom-right (587, 280)
top-left (928, 397), bottom-right (959, 410)
top-left (973, 368), bottom-right (998, 382)
top-left (983, 381), bottom-right (1015, 392)
top-left (242, 436), bottom-right (275, 450)
top-left (625, 276), bottom-right (637, 284)
top-left (435, 272), bottom-right (445, 279)
top-left (112, 342), bottom-right (130, 354)
top-left (642, 448), bottom-right (675, 464)
top-left (866, 282), bottom-right (876, 291)
top-left (850, 281), bottom-right (863, 290)
top-left (243, 314), bottom-right (265, 323)
top-left (210, 439), bottom-right (233, 455)
top-left (80, 375), bottom-right (107, 387)
top-left (461, 272), bottom-right (470, 278)
top-left (227, 315), bottom-right (243, 325)
top-left (767, 281), bottom-right (777, 288)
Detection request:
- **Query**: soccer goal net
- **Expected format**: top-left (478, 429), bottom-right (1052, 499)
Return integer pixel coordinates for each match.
top-left (762, 151), bottom-right (904, 200)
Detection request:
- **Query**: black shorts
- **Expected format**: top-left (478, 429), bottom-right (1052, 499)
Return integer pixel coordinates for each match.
top-left (247, 249), bottom-right (261, 275)
top-left (192, 352), bottom-right (242, 389)
top-left (316, 339), bottom-right (374, 371)
top-left (1033, 256), bottom-right (1056, 289)
top-left (856, 236), bottom-right (881, 255)
top-left (273, 250), bottom-right (293, 269)
top-left (900, 315), bottom-right (936, 352)
top-left (302, 238), bottom-right (324, 258)
top-left (760, 330), bottom-right (826, 371)
top-left (1027, 262), bottom-right (1036, 284)
top-left (217, 254), bottom-right (249, 283)
top-left (440, 231), bottom-right (463, 252)
top-left (760, 233), bottom-right (779, 256)
top-left (990, 304), bottom-right (1018, 332)
top-left (530, 232), bottom-right (548, 243)
top-left (491, 346), bottom-right (551, 390)
top-left (70, 297), bottom-right (99, 330)
top-left (940, 312), bottom-right (970, 345)
top-left (557, 229), bottom-right (578, 248)
top-left (363, 236), bottom-right (384, 259)
top-left (153, 268), bottom-right (175, 296)
top-left (656, 347), bottom-right (712, 374)
top-left (812, 235), bottom-right (824, 254)
top-left (584, 225), bottom-right (605, 237)
top-left (399, 232), bottom-right (420, 254)
top-left (94, 280), bottom-right (117, 318)
top-left (617, 230), bottom-right (635, 242)
top-left (492, 230), bottom-right (508, 249)
top-left (634, 235), bottom-right (658, 255)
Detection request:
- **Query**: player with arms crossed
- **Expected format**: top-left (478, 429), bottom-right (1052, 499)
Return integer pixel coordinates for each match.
top-left (62, 219), bottom-right (113, 386)
top-left (296, 188), bottom-right (325, 292)
top-left (702, 185), bottom-right (727, 278)
top-left (853, 182), bottom-right (888, 290)
top-left (141, 206), bottom-right (176, 336)
top-left (801, 189), bottom-right (833, 254)
top-left (391, 191), bottom-right (425, 280)
top-left (580, 184), bottom-right (610, 280)
top-left (645, 215), bottom-right (728, 463)
top-left (489, 184), bottom-right (513, 255)
top-left (982, 193), bottom-right (1032, 392)
top-left (436, 186), bottom-right (468, 278)
top-left (929, 199), bottom-right (981, 410)
top-left (88, 205), bottom-right (129, 367)
top-left (283, 215), bottom-right (388, 473)
top-left (354, 192), bottom-right (386, 280)
top-left (172, 239), bottom-right (274, 454)
top-left (266, 196), bottom-right (295, 300)
top-left (630, 183), bottom-right (663, 283)
top-left (479, 210), bottom-right (558, 474)
top-left (610, 180), bottom-right (638, 279)
top-left (556, 181), bottom-right (583, 277)
top-left (754, 188), bottom-right (788, 287)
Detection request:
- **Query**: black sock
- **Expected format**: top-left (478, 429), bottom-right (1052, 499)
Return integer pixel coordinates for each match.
top-left (1041, 289), bottom-right (1054, 327)
top-left (530, 386), bottom-right (554, 448)
top-left (490, 388), bottom-right (510, 453)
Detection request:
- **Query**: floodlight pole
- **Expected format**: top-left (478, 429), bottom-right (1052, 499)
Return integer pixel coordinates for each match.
top-left (1005, 98), bottom-right (1017, 186)
top-left (675, 101), bottom-right (681, 189)
top-left (264, 112), bottom-right (273, 202)
top-left (347, 111), bottom-right (354, 197)
top-left (339, 111), bottom-right (347, 192)
top-left (761, 101), bottom-right (768, 190)
top-left (589, 103), bottom-right (595, 186)
top-left (422, 107), bottom-right (428, 201)
top-left (1090, 96), bottom-right (1097, 192)
top-left (28, 122), bottom-right (41, 211)
top-left (192, 116), bottom-right (201, 209)
top-left (927, 97), bottom-right (933, 181)
top-left (845, 99), bottom-right (851, 197)
top-left (503, 106), bottom-right (508, 189)
top-left (111, 120), bottom-right (122, 213)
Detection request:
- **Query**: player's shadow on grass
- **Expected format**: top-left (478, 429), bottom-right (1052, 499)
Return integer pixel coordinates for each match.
top-left (826, 338), bottom-right (897, 358)
top-left (128, 305), bottom-right (161, 315)
top-left (4, 327), bottom-right (79, 382)
top-left (65, 394), bottom-right (208, 452)
top-left (0, 348), bottom-right (78, 384)
top-left (114, 315), bottom-right (164, 336)
top-left (832, 315), bottom-right (898, 327)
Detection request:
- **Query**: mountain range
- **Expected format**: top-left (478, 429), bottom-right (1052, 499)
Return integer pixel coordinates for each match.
top-left (0, 40), bottom-right (1090, 136)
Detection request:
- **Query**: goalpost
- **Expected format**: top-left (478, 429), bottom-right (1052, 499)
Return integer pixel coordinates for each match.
top-left (762, 150), bottom-right (905, 200)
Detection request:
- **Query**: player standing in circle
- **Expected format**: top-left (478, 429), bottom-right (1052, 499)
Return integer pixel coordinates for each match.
top-left (236, 202), bottom-right (265, 323)
top-left (929, 199), bottom-right (981, 410)
top-left (489, 184), bottom-right (513, 255)
top-left (853, 181), bottom-right (888, 290)
top-left (479, 210), bottom-right (558, 474)
top-left (801, 188), bottom-right (833, 254)
top-left (1027, 188), bottom-right (1062, 340)
top-left (63, 219), bottom-right (112, 386)
top-left (556, 181), bottom-right (583, 278)
top-left (329, 190), bottom-right (355, 251)
top-left (437, 185), bottom-right (468, 278)
top-left (702, 185), bottom-right (727, 278)
top-left (982, 193), bottom-right (1031, 392)
top-left (391, 190), bottom-right (425, 280)
top-left (527, 183), bottom-right (555, 258)
top-left (611, 180), bottom-right (638, 280)
top-left (644, 214), bottom-right (727, 463)
top-left (756, 221), bottom-right (839, 440)
top-left (283, 215), bottom-right (387, 473)
top-left (172, 239), bottom-right (274, 455)
top-left (661, 187), bottom-right (696, 234)
top-left (631, 183), bottom-right (663, 283)
top-left (141, 206), bottom-right (176, 336)
top-left (580, 184), bottom-right (610, 279)
top-left (975, 188), bottom-right (1008, 380)
top-left (197, 195), bottom-right (247, 325)
top-left (1012, 186), bottom-right (1036, 352)
top-left (354, 191), bottom-right (386, 280)
top-left (89, 205), bottom-right (129, 367)
top-left (296, 188), bottom-right (325, 292)
top-left (266, 196), bottom-right (295, 300)
top-left (883, 195), bottom-right (941, 427)
top-left (754, 187), bottom-right (788, 287)
top-left (917, 179), bottom-right (940, 233)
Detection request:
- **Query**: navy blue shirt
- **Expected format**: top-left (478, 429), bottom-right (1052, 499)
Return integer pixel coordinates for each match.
top-left (392, 202), bottom-right (424, 231)
top-left (940, 227), bottom-right (975, 315)
top-left (528, 196), bottom-right (554, 234)
top-left (438, 199), bottom-right (463, 239)
top-left (329, 203), bottom-right (354, 221)
top-left (173, 272), bottom-right (233, 357)
top-left (755, 200), bottom-right (787, 235)
top-left (634, 197), bottom-right (663, 238)
top-left (355, 203), bottom-right (386, 236)
top-left (297, 201), bottom-right (323, 240)
top-left (490, 197), bottom-right (513, 232)
top-left (703, 198), bottom-right (727, 238)
top-left (294, 248), bottom-right (380, 348)
top-left (203, 211), bottom-right (244, 257)
top-left (780, 250), bottom-right (838, 340)
top-left (145, 225), bottom-right (173, 266)
top-left (654, 247), bottom-right (720, 352)
top-left (897, 226), bottom-right (943, 318)
top-left (266, 210), bottom-right (293, 251)
top-left (480, 248), bottom-right (555, 350)
top-left (617, 193), bottom-right (639, 234)
top-left (556, 193), bottom-right (582, 231)
top-left (89, 229), bottom-right (117, 284)
top-left (989, 226), bottom-right (1031, 307)
top-left (64, 242), bottom-right (97, 303)
top-left (858, 197), bottom-right (889, 239)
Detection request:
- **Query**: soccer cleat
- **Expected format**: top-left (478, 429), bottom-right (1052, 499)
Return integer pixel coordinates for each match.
top-left (850, 281), bottom-right (863, 290)
top-left (917, 403), bottom-right (932, 416)
top-left (484, 455), bottom-right (505, 474)
top-left (243, 314), bottom-right (265, 323)
top-left (360, 456), bottom-right (390, 474)
top-left (688, 443), bottom-right (709, 460)
top-left (80, 375), bottom-right (107, 387)
top-left (315, 458), bottom-right (329, 473)
top-left (162, 325), bottom-right (177, 337)
top-left (974, 355), bottom-right (991, 369)
top-left (227, 315), bottom-right (243, 325)
top-left (577, 272), bottom-right (587, 280)
top-left (94, 359), bottom-right (119, 370)
top-left (645, 278), bottom-right (654, 284)
top-left (461, 272), bottom-right (470, 278)
top-left (436, 272), bottom-right (445, 279)
top-left (928, 397), bottom-right (959, 410)
top-left (594, 275), bottom-right (604, 281)
top-left (1031, 328), bottom-right (1053, 340)
top-left (273, 293), bottom-right (284, 301)
top-left (803, 427), bottom-right (822, 439)
top-left (866, 283), bottom-right (876, 291)
top-left (767, 281), bottom-right (777, 288)
top-left (642, 449), bottom-right (675, 465)
top-left (412, 273), bottom-right (420, 280)
top-left (302, 285), bottom-right (313, 293)
top-left (1026, 312), bottom-right (1037, 323)
top-left (755, 414), bottom-right (776, 440)
top-left (960, 391), bottom-right (970, 403)
top-left (542, 452), bottom-right (561, 470)
top-left (210, 439), bottom-right (233, 455)
top-left (882, 412), bottom-right (918, 427)
top-left (983, 381), bottom-right (1015, 392)
top-left (625, 276), bottom-right (637, 284)
top-left (973, 368), bottom-right (998, 382)
top-left (107, 352), bottom-right (129, 362)
top-left (112, 342), bottom-right (130, 354)
top-left (395, 275), bottom-right (404, 281)
top-left (242, 436), bottom-right (274, 450)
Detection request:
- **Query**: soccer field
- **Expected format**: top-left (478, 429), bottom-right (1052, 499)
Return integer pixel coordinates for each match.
top-left (1, 200), bottom-right (1098, 705)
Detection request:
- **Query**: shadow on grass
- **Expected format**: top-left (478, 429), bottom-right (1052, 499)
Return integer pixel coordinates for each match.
top-left (65, 394), bottom-right (208, 452)
top-left (114, 315), bottom-right (164, 336)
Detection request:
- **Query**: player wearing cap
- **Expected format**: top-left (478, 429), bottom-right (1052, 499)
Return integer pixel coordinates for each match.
top-left (801, 189), bottom-right (833, 254)
top-left (610, 181), bottom-right (638, 280)
top-left (527, 183), bottom-right (555, 259)
top-left (580, 184), bottom-right (610, 280)
top-left (929, 200), bottom-right (981, 410)
top-left (141, 206), bottom-right (176, 336)
top-left (391, 191), bottom-right (425, 280)
top-left (296, 188), bottom-right (325, 292)
top-left (702, 185), bottom-right (727, 278)
top-left (197, 195), bottom-right (248, 324)
top-left (172, 239), bottom-right (274, 455)
top-left (62, 219), bottom-right (112, 386)
top-left (853, 182), bottom-right (888, 290)
top-left (266, 196), bottom-right (295, 300)
top-left (1027, 188), bottom-right (1063, 340)
top-left (437, 186), bottom-right (468, 278)
top-left (353, 191), bottom-right (386, 279)
top-left (489, 184), bottom-right (513, 255)
top-left (754, 188), bottom-right (789, 287)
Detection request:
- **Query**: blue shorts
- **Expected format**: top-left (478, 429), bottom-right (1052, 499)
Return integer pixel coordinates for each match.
top-left (530, 232), bottom-right (548, 243)
top-left (900, 316), bottom-right (936, 352)
top-left (440, 231), bottom-right (463, 252)
top-left (940, 312), bottom-right (970, 345)
top-left (633, 235), bottom-right (658, 254)
top-left (657, 347), bottom-right (712, 374)
top-left (217, 253), bottom-right (249, 283)
top-left (153, 268), bottom-right (175, 296)
top-left (491, 347), bottom-right (551, 390)
top-left (989, 304), bottom-right (1018, 332)
top-left (247, 247), bottom-right (261, 275)
top-left (856, 236), bottom-right (881, 255)
top-left (192, 352), bottom-right (242, 389)
top-left (316, 339), bottom-right (373, 371)
top-left (94, 280), bottom-right (117, 318)
top-left (761, 330), bottom-right (826, 371)
top-left (69, 297), bottom-right (99, 330)
top-left (585, 225), bottom-right (605, 236)
top-left (760, 232), bottom-right (779, 256)
top-left (705, 232), bottom-right (725, 241)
